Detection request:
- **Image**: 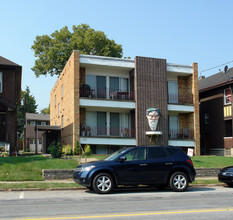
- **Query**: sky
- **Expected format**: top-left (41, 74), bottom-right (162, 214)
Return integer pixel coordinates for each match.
top-left (1, 0), bottom-right (233, 112)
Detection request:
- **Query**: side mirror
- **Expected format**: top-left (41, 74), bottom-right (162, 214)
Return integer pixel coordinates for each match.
top-left (119, 156), bottom-right (126, 162)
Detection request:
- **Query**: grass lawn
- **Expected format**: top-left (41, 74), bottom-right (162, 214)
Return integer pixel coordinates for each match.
top-left (192, 156), bottom-right (233, 168)
top-left (0, 155), bottom-right (78, 181)
top-left (1, 154), bottom-right (233, 182)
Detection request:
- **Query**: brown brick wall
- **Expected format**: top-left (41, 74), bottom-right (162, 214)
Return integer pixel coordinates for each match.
top-left (135, 56), bottom-right (168, 146)
top-left (50, 51), bottom-right (80, 149)
top-left (193, 63), bottom-right (200, 155)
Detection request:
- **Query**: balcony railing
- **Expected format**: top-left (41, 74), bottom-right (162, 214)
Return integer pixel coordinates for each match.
top-left (80, 86), bottom-right (135, 101)
top-left (80, 126), bottom-right (135, 138)
top-left (168, 93), bottom-right (193, 105)
top-left (169, 129), bottom-right (194, 139)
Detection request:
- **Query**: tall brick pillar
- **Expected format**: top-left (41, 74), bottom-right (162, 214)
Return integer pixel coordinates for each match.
top-left (193, 63), bottom-right (200, 155)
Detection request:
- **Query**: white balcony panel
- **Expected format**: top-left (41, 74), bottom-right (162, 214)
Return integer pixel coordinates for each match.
top-left (80, 137), bottom-right (136, 146)
top-left (168, 104), bottom-right (194, 113)
top-left (80, 54), bottom-right (135, 69)
top-left (80, 99), bottom-right (136, 110)
top-left (168, 140), bottom-right (195, 147)
top-left (167, 63), bottom-right (193, 74)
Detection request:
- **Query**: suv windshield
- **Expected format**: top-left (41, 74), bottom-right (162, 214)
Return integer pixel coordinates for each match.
top-left (104, 148), bottom-right (129, 161)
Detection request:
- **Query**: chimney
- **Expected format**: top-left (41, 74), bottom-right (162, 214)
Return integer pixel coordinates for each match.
top-left (199, 76), bottom-right (205, 80)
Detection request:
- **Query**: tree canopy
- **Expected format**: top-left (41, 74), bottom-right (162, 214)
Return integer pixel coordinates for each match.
top-left (17, 86), bottom-right (38, 137)
top-left (31, 24), bottom-right (123, 77)
top-left (40, 105), bottom-right (50, 114)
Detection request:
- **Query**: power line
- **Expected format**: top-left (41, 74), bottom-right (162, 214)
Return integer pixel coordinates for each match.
top-left (200, 60), bottom-right (233, 76)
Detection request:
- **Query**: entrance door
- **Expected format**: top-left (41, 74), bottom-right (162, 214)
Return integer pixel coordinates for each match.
top-left (97, 112), bottom-right (106, 135)
top-left (97, 76), bottom-right (106, 98)
top-left (169, 115), bottom-right (179, 138)
top-left (168, 81), bottom-right (178, 103)
top-left (110, 113), bottom-right (119, 136)
top-left (0, 114), bottom-right (6, 141)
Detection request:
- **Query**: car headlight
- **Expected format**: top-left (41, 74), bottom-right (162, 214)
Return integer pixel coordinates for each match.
top-left (222, 172), bottom-right (233, 176)
top-left (76, 165), bottom-right (95, 172)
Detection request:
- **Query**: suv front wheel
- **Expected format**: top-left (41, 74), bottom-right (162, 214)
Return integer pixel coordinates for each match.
top-left (93, 173), bottom-right (114, 194)
top-left (169, 172), bottom-right (188, 192)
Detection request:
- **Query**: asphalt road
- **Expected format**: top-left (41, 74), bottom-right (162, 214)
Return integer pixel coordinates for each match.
top-left (1, 185), bottom-right (233, 220)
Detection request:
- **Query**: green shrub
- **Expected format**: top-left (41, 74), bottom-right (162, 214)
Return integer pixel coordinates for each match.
top-left (73, 140), bottom-right (80, 155)
top-left (62, 145), bottom-right (72, 155)
top-left (84, 144), bottom-right (92, 156)
top-left (48, 142), bottom-right (63, 158)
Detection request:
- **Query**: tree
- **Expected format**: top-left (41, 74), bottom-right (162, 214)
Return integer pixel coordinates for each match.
top-left (17, 86), bottom-right (38, 137)
top-left (40, 105), bottom-right (50, 114)
top-left (31, 24), bottom-right (123, 77)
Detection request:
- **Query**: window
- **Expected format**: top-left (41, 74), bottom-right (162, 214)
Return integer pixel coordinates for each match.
top-left (0, 72), bottom-right (2, 93)
top-left (58, 103), bottom-right (60, 116)
top-left (205, 112), bottom-right (209, 124)
top-left (147, 147), bottom-right (167, 159)
top-left (29, 139), bottom-right (34, 144)
top-left (124, 148), bottom-right (146, 161)
top-left (39, 139), bottom-right (42, 144)
top-left (41, 122), bottom-right (46, 125)
top-left (61, 115), bottom-right (64, 128)
top-left (224, 88), bottom-right (232, 105)
top-left (30, 121), bottom-right (36, 126)
top-left (168, 81), bottom-right (178, 104)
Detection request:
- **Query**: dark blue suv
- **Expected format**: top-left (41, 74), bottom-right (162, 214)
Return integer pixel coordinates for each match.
top-left (73, 146), bottom-right (196, 194)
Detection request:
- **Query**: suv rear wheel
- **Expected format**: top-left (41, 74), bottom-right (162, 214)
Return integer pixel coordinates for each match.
top-left (169, 171), bottom-right (188, 192)
top-left (93, 173), bottom-right (114, 194)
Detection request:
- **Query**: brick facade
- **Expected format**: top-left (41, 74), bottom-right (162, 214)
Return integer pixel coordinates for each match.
top-left (50, 51), bottom-right (80, 149)
top-left (192, 63), bottom-right (200, 155)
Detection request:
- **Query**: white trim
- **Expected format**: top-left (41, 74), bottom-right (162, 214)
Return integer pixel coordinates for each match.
top-left (168, 104), bottom-right (194, 112)
top-left (80, 54), bottom-right (134, 69)
top-left (168, 140), bottom-right (195, 147)
top-left (167, 63), bottom-right (193, 74)
top-left (80, 137), bottom-right (136, 146)
top-left (80, 99), bottom-right (136, 110)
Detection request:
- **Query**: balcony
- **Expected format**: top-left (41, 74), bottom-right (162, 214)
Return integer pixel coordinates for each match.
top-left (80, 85), bottom-right (134, 101)
top-left (80, 125), bottom-right (135, 138)
top-left (169, 129), bottom-right (194, 140)
top-left (168, 93), bottom-right (193, 105)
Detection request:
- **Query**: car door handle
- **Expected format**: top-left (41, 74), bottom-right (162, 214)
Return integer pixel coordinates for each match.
top-left (165, 163), bottom-right (173, 165)
top-left (140, 164), bottom-right (147, 166)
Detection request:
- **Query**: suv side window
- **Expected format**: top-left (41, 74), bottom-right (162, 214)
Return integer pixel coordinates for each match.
top-left (147, 147), bottom-right (168, 159)
top-left (124, 148), bottom-right (146, 161)
top-left (165, 147), bottom-right (178, 156)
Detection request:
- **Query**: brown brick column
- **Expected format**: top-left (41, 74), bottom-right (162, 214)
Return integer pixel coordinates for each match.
top-left (135, 56), bottom-right (168, 146)
top-left (193, 63), bottom-right (200, 155)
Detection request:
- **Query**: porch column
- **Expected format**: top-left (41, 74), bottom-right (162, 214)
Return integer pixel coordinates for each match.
top-left (35, 125), bottom-right (38, 154)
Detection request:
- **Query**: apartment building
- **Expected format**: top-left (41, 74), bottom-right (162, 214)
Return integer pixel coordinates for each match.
top-left (199, 67), bottom-right (233, 156)
top-left (0, 56), bottom-right (21, 153)
top-left (25, 113), bottom-right (50, 152)
top-left (50, 51), bottom-right (200, 155)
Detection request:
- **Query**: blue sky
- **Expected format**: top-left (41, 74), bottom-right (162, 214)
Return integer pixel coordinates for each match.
top-left (1, 0), bottom-right (233, 111)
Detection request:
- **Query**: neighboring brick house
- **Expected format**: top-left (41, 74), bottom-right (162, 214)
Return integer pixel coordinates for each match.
top-left (25, 113), bottom-right (50, 152)
top-left (0, 56), bottom-right (22, 153)
top-left (50, 51), bottom-right (200, 155)
top-left (199, 67), bottom-right (233, 156)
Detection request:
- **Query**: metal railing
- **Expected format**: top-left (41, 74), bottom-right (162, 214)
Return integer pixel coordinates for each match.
top-left (169, 129), bottom-right (194, 139)
top-left (80, 87), bottom-right (135, 101)
top-left (80, 126), bottom-right (135, 138)
top-left (168, 93), bottom-right (193, 105)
